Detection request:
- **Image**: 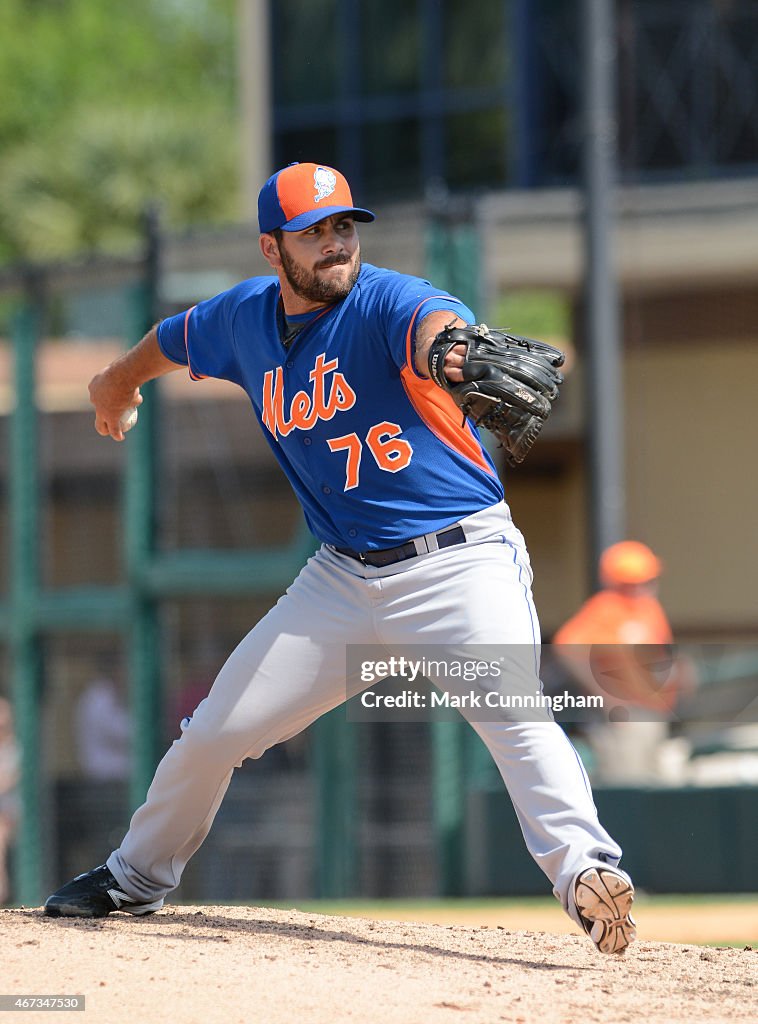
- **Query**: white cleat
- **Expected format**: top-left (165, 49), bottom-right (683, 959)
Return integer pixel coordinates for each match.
top-left (574, 867), bottom-right (636, 955)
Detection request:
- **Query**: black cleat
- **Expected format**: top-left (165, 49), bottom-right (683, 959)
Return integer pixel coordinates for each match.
top-left (44, 865), bottom-right (164, 919)
top-left (574, 866), bottom-right (636, 954)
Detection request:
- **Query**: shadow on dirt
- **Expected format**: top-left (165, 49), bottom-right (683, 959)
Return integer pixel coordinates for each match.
top-left (20, 907), bottom-right (597, 973)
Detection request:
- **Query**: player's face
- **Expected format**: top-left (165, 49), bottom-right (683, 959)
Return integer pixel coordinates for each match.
top-left (276, 215), bottom-right (361, 305)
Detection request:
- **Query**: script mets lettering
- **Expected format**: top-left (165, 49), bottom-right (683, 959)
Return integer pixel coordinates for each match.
top-left (261, 353), bottom-right (357, 438)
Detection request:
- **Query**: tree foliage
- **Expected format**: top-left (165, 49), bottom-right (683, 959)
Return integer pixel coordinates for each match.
top-left (0, 0), bottom-right (240, 265)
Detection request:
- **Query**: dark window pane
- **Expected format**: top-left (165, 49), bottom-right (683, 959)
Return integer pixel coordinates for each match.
top-left (445, 108), bottom-right (508, 188)
top-left (443, 0), bottom-right (508, 90)
top-left (275, 128), bottom-right (339, 172)
top-left (362, 119), bottom-right (422, 198)
top-left (533, 0), bottom-right (580, 184)
top-left (273, 0), bottom-right (339, 105)
top-left (361, 0), bottom-right (421, 95)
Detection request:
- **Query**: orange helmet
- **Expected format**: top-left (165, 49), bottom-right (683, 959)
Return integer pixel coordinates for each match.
top-left (599, 541), bottom-right (662, 587)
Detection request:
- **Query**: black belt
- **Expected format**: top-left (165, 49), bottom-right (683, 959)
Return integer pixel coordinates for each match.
top-left (333, 524), bottom-right (466, 568)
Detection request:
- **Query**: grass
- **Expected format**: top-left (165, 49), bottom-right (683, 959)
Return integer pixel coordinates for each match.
top-left (491, 290), bottom-right (571, 340)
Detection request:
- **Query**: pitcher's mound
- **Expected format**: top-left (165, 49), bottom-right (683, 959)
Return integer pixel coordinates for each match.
top-left (3, 906), bottom-right (755, 1023)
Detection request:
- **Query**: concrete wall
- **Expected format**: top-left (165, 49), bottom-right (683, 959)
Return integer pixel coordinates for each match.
top-left (507, 285), bottom-right (758, 639)
top-left (624, 340), bottom-right (758, 635)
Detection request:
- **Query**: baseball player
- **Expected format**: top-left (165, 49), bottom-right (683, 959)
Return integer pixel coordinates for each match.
top-left (45, 162), bottom-right (636, 954)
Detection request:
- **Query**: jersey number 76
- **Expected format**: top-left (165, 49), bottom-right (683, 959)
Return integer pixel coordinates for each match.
top-left (327, 421), bottom-right (413, 490)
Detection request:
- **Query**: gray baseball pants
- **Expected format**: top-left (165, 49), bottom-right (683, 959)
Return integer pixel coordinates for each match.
top-left (107, 501), bottom-right (623, 923)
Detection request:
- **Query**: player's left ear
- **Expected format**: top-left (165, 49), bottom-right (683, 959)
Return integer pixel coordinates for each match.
top-left (259, 232), bottom-right (283, 269)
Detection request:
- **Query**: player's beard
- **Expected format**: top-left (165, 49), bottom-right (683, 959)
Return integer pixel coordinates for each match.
top-left (277, 241), bottom-right (361, 304)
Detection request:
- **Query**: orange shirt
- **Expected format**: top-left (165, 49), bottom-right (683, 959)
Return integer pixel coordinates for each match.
top-left (553, 590), bottom-right (673, 647)
top-left (553, 590), bottom-right (676, 711)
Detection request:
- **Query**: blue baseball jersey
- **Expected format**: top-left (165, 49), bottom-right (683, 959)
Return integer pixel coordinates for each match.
top-left (157, 263), bottom-right (504, 549)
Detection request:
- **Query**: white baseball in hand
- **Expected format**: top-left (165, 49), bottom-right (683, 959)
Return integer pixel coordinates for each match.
top-left (119, 406), bottom-right (139, 433)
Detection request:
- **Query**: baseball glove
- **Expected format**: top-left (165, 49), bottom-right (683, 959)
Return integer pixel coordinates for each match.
top-left (427, 323), bottom-right (565, 466)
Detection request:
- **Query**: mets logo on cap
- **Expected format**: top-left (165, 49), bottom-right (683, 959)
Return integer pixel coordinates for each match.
top-left (257, 161), bottom-right (376, 233)
top-left (314, 167), bottom-right (337, 203)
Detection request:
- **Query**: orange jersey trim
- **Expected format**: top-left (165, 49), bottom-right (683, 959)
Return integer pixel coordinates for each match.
top-left (401, 299), bottom-right (493, 475)
top-left (184, 306), bottom-right (207, 381)
top-left (404, 296), bottom-right (459, 375)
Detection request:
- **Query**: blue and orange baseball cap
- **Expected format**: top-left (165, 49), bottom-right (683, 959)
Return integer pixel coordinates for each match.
top-left (258, 162), bottom-right (375, 233)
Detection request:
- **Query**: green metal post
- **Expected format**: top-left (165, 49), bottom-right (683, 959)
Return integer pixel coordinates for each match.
top-left (124, 212), bottom-right (163, 808)
top-left (424, 199), bottom-right (482, 316)
top-left (125, 368), bottom-right (161, 808)
top-left (9, 295), bottom-right (43, 904)
top-left (314, 708), bottom-right (357, 897)
top-left (425, 198), bottom-right (482, 897)
top-left (431, 720), bottom-right (466, 896)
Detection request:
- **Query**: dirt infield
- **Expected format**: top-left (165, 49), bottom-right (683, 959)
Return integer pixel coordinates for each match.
top-left (3, 906), bottom-right (756, 1024)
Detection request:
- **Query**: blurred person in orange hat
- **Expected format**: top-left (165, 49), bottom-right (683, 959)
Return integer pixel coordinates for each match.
top-left (558, 542), bottom-right (669, 651)
top-left (553, 542), bottom-right (694, 783)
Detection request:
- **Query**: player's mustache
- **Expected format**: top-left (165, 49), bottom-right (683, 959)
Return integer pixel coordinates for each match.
top-left (316, 255), bottom-right (350, 269)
